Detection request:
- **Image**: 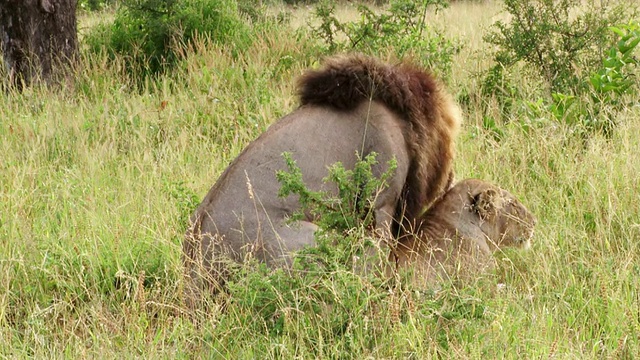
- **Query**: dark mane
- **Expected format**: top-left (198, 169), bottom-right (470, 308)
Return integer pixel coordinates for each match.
top-left (297, 54), bottom-right (461, 228)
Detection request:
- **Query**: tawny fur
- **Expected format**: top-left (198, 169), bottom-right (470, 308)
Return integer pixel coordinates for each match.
top-left (298, 54), bottom-right (461, 225)
top-left (392, 179), bottom-right (536, 285)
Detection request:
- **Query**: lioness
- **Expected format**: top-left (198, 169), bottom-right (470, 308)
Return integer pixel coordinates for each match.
top-left (184, 54), bottom-right (462, 303)
top-left (392, 179), bottom-right (536, 285)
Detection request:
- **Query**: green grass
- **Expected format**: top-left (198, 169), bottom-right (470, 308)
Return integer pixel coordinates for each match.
top-left (2, 1), bottom-right (640, 358)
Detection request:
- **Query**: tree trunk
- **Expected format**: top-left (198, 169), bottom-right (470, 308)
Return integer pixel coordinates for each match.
top-left (0, 0), bottom-right (78, 90)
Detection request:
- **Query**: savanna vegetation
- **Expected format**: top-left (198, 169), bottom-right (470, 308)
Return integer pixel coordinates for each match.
top-left (1, 0), bottom-right (640, 358)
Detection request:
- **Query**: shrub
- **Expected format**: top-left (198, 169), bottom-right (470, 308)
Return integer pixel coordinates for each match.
top-left (484, 0), bottom-right (636, 95)
top-left (307, 0), bottom-right (460, 79)
top-left (553, 21), bottom-right (640, 136)
top-left (482, 1), bottom-right (639, 137)
top-left (277, 152), bottom-right (396, 234)
top-left (85, 0), bottom-right (251, 78)
top-left (275, 152), bottom-right (397, 271)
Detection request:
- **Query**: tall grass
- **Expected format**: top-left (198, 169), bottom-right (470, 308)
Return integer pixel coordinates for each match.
top-left (1, 1), bottom-right (639, 358)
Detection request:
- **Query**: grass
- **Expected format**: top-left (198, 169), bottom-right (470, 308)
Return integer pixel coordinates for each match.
top-left (2, 0), bottom-right (640, 358)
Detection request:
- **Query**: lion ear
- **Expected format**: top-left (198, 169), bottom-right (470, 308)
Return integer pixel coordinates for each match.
top-left (472, 188), bottom-right (502, 220)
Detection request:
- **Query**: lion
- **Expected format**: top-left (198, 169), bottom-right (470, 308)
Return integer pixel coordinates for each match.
top-left (391, 179), bottom-right (536, 286)
top-left (183, 54), bottom-right (462, 305)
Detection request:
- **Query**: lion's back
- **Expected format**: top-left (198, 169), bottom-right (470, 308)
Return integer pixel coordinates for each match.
top-left (191, 101), bottom-right (411, 256)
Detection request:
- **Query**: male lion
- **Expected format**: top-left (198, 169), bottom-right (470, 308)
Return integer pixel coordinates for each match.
top-left (184, 54), bottom-right (462, 304)
top-left (392, 179), bottom-right (536, 286)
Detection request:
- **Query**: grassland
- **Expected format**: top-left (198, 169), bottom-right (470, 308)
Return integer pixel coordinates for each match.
top-left (1, 1), bottom-right (640, 358)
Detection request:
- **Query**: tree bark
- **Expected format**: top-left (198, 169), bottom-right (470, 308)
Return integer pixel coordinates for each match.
top-left (0, 0), bottom-right (78, 90)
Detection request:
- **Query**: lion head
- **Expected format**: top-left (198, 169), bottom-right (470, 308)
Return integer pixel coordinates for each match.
top-left (467, 180), bottom-right (536, 250)
top-left (392, 179), bottom-right (536, 283)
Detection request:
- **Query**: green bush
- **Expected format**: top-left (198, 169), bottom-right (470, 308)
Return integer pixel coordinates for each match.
top-left (554, 22), bottom-right (640, 136)
top-left (484, 0), bottom-right (635, 95)
top-left (482, 1), bottom-right (638, 138)
top-left (277, 152), bottom-right (396, 234)
top-left (274, 152), bottom-right (397, 271)
top-left (85, 0), bottom-right (252, 78)
top-left (517, 22), bottom-right (639, 139)
top-left (307, 0), bottom-right (459, 79)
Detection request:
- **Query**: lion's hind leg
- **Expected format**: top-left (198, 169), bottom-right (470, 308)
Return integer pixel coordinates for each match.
top-left (182, 228), bottom-right (230, 312)
top-left (263, 220), bottom-right (319, 267)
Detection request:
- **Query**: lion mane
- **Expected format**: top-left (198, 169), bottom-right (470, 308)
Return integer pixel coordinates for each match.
top-left (297, 54), bottom-right (461, 228)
